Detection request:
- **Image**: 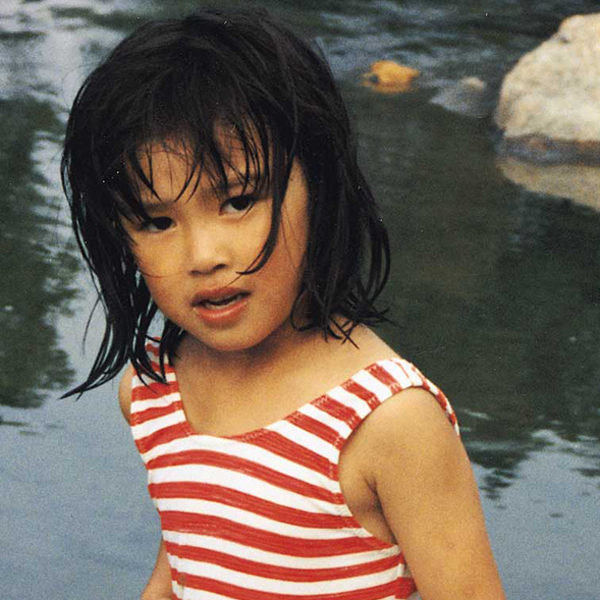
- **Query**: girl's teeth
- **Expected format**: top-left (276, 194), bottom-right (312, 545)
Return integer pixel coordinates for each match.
top-left (203, 294), bottom-right (242, 308)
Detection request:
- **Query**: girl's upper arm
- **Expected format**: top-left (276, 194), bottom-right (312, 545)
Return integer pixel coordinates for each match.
top-left (118, 365), bottom-right (135, 423)
top-left (370, 388), bottom-right (506, 600)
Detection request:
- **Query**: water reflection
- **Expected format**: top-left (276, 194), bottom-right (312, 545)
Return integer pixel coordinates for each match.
top-left (0, 97), bottom-right (78, 409)
top-left (0, 0), bottom-right (167, 413)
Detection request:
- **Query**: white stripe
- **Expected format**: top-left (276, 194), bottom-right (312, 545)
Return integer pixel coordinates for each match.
top-left (156, 498), bottom-right (356, 539)
top-left (163, 530), bottom-right (400, 570)
top-left (175, 588), bottom-right (401, 600)
top-left (269, 420), bottom-right (338, 463)
top-left (131, 390), bottom-right (180, 413)
top-left (353, 369), bottom-right (394, 401)
top-left (301, 402), bottom-right (352, 439)
top-left (327, 386), bottom-right (372, 420)
top-left (383, 361), bottom-right (417, 389)
top-left (399, 360), bottom-right (424, 386)
top-left (171, 555), bottom-right (401, 595)
top-left (131, 408), bottom-right (185, 439)
top-left (140, 434), bottom-right (202, 463)
top-left (149, 464), bottom-right (339, 514)
top-left (182, 435), bottom-right (332, 482)
top-left (423, 377), bottom-right (440, 396)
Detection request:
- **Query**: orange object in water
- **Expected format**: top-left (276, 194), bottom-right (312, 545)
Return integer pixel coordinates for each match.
top-left (363, 60), bottom-right (420, 93)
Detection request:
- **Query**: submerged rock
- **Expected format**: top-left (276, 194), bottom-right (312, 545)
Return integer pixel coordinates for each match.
top-left (431, 76), bottom-right (490, 117)
top-left (362, 60), bottom-right (419, 94)
top-left (495, 13), bottom-right (600, 164)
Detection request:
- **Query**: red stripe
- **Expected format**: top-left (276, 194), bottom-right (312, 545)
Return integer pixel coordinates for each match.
top-left (171, 569), bottom-right (414, 600)
top-left (366, 364), bottom-right (403, 395)
top-left (131, 400), bottom-right (183, 426)
top-left (136, 421), bottom-right (190, 454)
top-left (436, 390), bottom-right (449, 411)
top-left (342, 380), bottom-right (380, 410)
top-left (166, 541), bottom-right (401, 582)
top-left (288, 412), bottom-right (340, 445)
top-left (247, 431), bottom-right (333, 477)
top-left (317, 396), bottom-right (361, 429)
top-left (145, 341), bottom-right (159, 356)
top-left (131, 380), bottom-right (166, 401)
top-left (132, 379), bottom-right (176, 402)
top-left (162, 512), bottom-right (388, 557)
top-left (150, 482), bottom-right (353, 528)
top-left (147, 450), bottom-right (343, 503)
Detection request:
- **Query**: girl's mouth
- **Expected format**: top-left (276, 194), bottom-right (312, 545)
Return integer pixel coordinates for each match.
top-left (192, 291), bottom-right (251, 326)
top-left (199, 292), bottom-right (249, 310)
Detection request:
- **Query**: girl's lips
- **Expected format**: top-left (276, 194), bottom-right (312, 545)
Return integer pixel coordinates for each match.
top-left (192, 292), bottom-right (250, 326)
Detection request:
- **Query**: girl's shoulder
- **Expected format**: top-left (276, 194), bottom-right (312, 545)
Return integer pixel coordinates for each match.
top-left (299, 326), bottom-right (456, 424)
top-left (117, 340), bottom-right (169, 424)
top-left (334, 327), bottom-right (460, 466)
top-left (118, 364), bottom-right (136, 423)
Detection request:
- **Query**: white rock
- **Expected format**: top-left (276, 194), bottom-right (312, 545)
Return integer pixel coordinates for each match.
top-left (495, 13), bottom-right (600, 162)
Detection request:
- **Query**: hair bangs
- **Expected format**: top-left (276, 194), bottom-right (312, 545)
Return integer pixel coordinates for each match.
top-left (103, 45), bottom-right (296, 275)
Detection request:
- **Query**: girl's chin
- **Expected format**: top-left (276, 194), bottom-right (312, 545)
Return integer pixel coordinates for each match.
top-left (181, 319), bottom-right (301, 358)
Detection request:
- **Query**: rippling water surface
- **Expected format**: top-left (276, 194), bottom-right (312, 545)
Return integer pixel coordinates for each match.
top-left (2, 1), bottom-right (600, 599)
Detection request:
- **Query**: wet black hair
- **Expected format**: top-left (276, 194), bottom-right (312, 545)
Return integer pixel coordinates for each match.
top-left (61, 6), bottom-right (391, 396)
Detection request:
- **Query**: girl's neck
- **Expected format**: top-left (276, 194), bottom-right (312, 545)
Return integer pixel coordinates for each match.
top-left (178, 318), bottom-right (325, 381)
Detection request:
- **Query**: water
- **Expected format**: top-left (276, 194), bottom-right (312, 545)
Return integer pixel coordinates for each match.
top-left (2, 1), bottom-right (600, 598)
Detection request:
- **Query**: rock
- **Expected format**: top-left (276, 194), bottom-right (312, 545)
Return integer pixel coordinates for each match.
top-left (431, 76), bottom-right (490, 117)
top-left (494, 13), bottom-right (600, 163)
top-left (362, 60), bottom-right (419, 94)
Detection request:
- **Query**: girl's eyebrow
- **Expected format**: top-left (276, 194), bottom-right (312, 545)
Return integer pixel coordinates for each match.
top-left (216, 171), bottom-right (260, 191)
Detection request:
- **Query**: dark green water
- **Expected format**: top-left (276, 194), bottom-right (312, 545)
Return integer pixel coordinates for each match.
top-left (2, 1), bottom-right (600, 599)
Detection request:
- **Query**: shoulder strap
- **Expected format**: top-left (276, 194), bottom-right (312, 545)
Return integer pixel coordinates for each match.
top-left (308, 358), bottom-right (458, 452)
top-left (128, 341), bottom-right (186, 456)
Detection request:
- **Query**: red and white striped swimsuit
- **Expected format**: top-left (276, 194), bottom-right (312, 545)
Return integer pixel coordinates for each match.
top-left (130, 341), bottom-right (459, 600)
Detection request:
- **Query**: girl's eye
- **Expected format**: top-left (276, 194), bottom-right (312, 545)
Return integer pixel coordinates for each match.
top-left (140, 217), bottom-right (173, 232)
top-left (222, 194), bottom-right (256, 215)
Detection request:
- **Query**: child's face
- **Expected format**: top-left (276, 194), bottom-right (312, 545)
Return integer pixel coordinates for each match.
top-left (121, 138), bottom-right (309, 355)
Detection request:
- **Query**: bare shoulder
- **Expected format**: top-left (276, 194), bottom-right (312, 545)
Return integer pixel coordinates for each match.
top-left (369, 387), bottom-right (457, 448)
top-left (342, 328), bottom-right (456, 454)
top-left (118, 364), bottom-right (136, 423)
top-left (354, 386), bottom-right (463, 474)
top-left (359, 388), bottom-right (506, 599)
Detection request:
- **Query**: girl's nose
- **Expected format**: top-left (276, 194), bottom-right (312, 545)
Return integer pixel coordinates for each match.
top-left (185, 223), bottom-right (229, 275)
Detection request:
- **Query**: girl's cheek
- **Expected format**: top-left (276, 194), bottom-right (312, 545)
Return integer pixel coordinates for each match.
top-left (131, 236), bottom-right (187, 277)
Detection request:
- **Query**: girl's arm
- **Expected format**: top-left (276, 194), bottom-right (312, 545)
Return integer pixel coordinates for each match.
top-left (365, 388), bottom-right (506, 600)
top-left (118, 369), bottom-right (173, 599)
top-left (139, 539), bottom-right (173, 600)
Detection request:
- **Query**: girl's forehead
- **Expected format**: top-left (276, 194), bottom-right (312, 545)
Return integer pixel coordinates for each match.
top-left (132, 134), bottom-right (267, 202)
top-left (137, 129), bottom-right (263, 175)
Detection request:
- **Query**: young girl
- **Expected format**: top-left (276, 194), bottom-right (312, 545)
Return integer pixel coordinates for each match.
top-left (62, 7), bottom-right (506, 600)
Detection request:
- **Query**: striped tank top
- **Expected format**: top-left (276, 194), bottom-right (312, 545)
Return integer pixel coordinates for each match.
top-left (130, 341), bottom-right (459, 600)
